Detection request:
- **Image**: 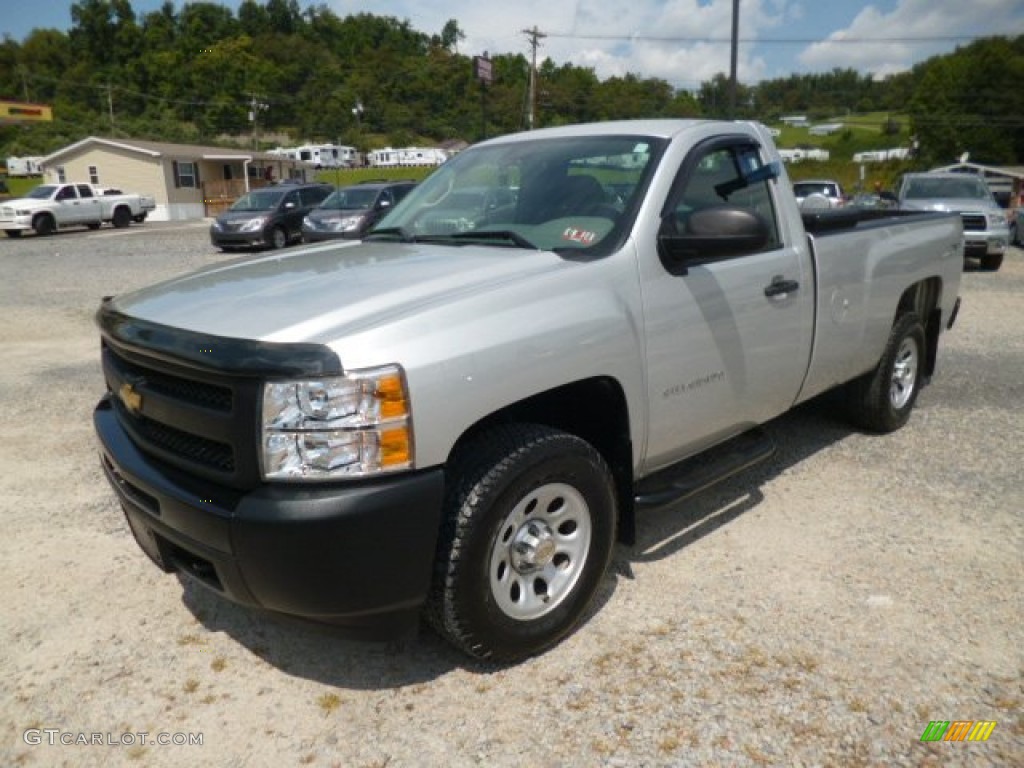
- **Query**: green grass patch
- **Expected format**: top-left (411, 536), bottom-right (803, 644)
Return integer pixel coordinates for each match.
top-left (315, 166), bottom-right (437, 187)
top-left (1, 176), bottom-right (42, 197)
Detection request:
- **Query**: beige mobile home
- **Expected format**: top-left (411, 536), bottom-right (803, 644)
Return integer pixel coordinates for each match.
top-left (40, 137), bottom-right (314, 221)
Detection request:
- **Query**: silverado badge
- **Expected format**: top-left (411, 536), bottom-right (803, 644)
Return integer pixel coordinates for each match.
top-left (118, 382), bottom-right (143, 415)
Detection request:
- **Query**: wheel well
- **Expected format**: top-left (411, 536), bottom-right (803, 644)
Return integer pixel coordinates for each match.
top-left (896, 277), bottom-right (942, 378)
top-left (448, 377), bottom-right (637, 544)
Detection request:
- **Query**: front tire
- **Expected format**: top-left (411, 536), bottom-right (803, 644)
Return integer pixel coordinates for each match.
top-left (33, 214), bottom-right (55, 236)
top-left (427, 424), bottom-right (617, 662)
top-left (980, 252), bottom-right (1003, 271)
top-left (846, 313), bottom-right (926, 433)
top-left (269, 226), bottom-right (287, 249)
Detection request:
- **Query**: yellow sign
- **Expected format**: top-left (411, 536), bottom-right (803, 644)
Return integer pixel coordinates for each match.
top-left (0, 100), bottom-right (53, 123)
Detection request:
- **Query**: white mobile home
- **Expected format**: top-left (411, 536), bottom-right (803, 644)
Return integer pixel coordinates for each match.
top-left (6, 155), bottom-right (43, 176)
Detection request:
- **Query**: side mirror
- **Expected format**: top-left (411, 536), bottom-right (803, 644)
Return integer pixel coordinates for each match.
top-left (658, 205), bottom-right (770, 273)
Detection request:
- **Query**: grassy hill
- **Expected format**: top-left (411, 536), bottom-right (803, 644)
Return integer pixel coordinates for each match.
top-left (773, 112), bottom-right (914, 192)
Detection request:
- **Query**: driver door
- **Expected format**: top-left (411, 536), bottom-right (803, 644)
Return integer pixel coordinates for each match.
top-left (639, 136), bottom-right (814, 474)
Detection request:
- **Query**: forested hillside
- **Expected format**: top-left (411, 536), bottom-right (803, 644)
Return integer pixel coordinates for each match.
top-left (1, 0), bottom-right (1021, 165)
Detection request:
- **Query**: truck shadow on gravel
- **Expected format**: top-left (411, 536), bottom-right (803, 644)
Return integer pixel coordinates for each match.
top-left (623, 391), bottom-right (855, 566)
top-left (179, 392), bottom-right (859, 686)
top-left (179, 579), bottom-right (470, 687)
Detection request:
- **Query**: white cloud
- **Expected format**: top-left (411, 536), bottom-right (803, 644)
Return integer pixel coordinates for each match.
top-left (798, 0), bottom-right (1024, 78)
top-left (324, 0), bottom-right (1023, 87)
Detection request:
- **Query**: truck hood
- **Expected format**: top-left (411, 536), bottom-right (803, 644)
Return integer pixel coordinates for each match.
top-left (901, 198), bottom-right (1000, 214)
top-left (1, 197), bottom-right (47, 211)
top-left (108, 240), bottom-right (574, 344)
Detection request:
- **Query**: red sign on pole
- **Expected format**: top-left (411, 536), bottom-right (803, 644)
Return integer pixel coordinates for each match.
top-left (473, 56), bottom-right (493, 85)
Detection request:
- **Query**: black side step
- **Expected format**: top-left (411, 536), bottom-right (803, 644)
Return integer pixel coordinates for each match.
top-left (634, 428), bottom-right (776, 509)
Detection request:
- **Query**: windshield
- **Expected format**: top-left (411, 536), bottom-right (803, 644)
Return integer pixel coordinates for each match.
top-left (369, 134), bottom-right (666, 254)
top-left (230, 188), bottom-right (286, 212)
top-left (903, 177), bottom-right (991, 200)
top-left (793, 182), bottom-right (837, 197)
top-left (319, 187), bottom-right (379, 210)
top-left (27, 185), bottom-right (57, 199)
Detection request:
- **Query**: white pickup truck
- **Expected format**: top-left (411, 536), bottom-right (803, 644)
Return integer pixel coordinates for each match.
top-left (1, 182), bottom-right (156, 237)
top-left (93, 120), bottom-right (963, 661)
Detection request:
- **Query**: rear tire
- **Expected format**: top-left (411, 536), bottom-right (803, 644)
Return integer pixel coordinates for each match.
top-left (111, 207), bottom-right (131, 228)
top-left (427, 424), bottom-right (617, 662)
top-left (846, 313), bottom-right (926, 433)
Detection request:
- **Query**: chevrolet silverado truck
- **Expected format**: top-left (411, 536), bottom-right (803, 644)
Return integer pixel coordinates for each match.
top-left (1, 182), bottom-right (156, 237)
top-left (897, 171), bottom-right (1008, 271)
top-left (94, 120), bottom-right (963, 661)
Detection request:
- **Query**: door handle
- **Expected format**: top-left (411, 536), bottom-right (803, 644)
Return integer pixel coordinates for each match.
top-left (764, 276), bottom-right (799, 297)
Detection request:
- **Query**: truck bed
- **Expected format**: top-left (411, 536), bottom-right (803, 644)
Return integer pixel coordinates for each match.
top-left (797, 209), bottom-right (963, 403)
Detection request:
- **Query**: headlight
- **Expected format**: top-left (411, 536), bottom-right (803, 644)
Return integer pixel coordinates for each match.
top-left (335, 215), bottom-right (365, 232)
top-left (986, 212), bottom-right (1007, 229)
top-left (211, 220), bottom-right (222, 231)
top-left (260, 364), bottom-right (412, 480)
top-left (316, 215), bottom-right (365, 232)
top-left (239, 216), bottom-right (267, 232)
top-left (16, 209), bottom-right (33, 216)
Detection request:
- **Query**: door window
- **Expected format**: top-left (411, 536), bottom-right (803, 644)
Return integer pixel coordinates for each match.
top-left (668, 143), bottom-right (781, 253)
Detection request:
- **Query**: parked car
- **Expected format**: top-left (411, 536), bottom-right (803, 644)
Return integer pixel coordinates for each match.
top-left (897, 172), bottom-right (1009, 271)
top-left (302, 180), bottom-right (416, 241)
top-left (792, 179), bottom-right (846, 209)
top-left (210, 182), bottom-right (333, 250)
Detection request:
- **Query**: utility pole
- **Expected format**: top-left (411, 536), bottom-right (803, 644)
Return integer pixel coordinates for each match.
top-left (249, 95), bottom-right (267, 152)
top-left (728, 0), bottom-right (740, 119)
top-left (107, 82), bottom-right (115, 132)
top-left (521, 26), bottom-right (546, 130)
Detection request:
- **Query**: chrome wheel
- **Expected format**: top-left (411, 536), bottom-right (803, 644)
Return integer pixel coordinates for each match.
top-left (889, 336), bottom-right (919, 410)
top-left (490, 482), bottom-right (592, 621)
top-left (270, 226), bottom-right (287, 249)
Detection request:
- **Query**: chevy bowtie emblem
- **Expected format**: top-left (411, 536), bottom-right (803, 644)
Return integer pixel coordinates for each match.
top-left (119, 381), bottom-right (143, 414)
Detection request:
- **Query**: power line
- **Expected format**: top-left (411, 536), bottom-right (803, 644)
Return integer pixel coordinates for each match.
top-left (545, 32), bottom-right (999, 45)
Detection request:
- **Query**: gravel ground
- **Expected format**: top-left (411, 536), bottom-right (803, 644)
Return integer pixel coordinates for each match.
top-left (1, 222), bottom-right (1021, 767)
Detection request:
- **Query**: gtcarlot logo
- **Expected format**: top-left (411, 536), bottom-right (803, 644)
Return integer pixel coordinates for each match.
top-left (23, 729), bottom-right (203, 747)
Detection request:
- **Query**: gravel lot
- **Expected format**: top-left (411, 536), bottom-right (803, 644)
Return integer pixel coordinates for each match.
top-left (1, 222), bottom-right (1021, 767)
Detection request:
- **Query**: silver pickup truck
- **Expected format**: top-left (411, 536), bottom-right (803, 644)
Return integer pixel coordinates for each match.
top-left (93, 120), bottom-right (963, 661)
top-left (897, 172), bottom-right (1008, 271)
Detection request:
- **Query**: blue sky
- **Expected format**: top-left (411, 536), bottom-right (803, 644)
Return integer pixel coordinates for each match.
top-left (3, 1), bottom-right (1023, 87)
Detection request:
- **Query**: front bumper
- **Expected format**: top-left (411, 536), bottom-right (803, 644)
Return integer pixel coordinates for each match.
top-left (963, 230), bottom-right (1008, 257)
top-left (0, 215), bottom-right (34, 231)
top-left (301, 225), bottom-right (362, 242)
top-left (210, 228), bottom-right (269, 248)
top-left (94, 395), bottom-right (446, 635)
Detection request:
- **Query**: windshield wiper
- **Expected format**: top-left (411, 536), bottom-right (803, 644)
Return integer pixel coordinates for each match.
top-left (417, 230), bottom-right (539, 250)
top-left (365, 226), bottom-right (414, 243)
